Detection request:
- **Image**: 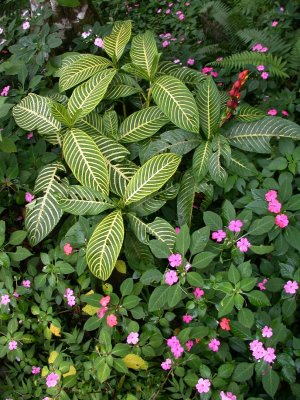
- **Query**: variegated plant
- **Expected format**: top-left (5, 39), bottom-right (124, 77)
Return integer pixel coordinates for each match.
top-left (13, 21), bottom-right (300, 280)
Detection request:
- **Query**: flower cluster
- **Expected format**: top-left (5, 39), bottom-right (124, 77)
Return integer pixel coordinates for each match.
top-left (267, 109), bottom-right (289, 117)
top-left (167, 336), bottom-right (184, 358)
top-left (257, 65), bottom-right (269, 80)
top-left (265, 190), bottom-right (289, 228)
top-left (252, 43), bottom-right (268, 52)
top-left (64, 288), bottom-right (76, 306)
top-left (211, 219), bottom-right (251, 253)
top-left (223, 70), bottom-right (249, 122)
top-left (249, 340), bottom-right (276, 363)
top-left (202, 66), bottom-right (218, 78)
top-left (220, 318), bottom-right (231, 331)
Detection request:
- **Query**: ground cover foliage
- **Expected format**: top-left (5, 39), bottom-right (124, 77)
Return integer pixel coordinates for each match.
top-left (0, 1), bottom-right (300, 399)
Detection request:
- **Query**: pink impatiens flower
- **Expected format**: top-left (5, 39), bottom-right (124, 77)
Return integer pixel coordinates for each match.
top-left (165, 9), bottom-right (171, 14)
top-left (261, 72), bottom-right (269, 80)
top-left (284, 280), bottom-right (299, 294)
top-left (220, 392), bottom-right (237, 400)
top-left (257, 65), bottom-right (265, 71)
top-left (100, 295), bottom-right (110, 307)
top-left (196, 378), bottom-right (211, 394)
top-left (250, 340), bottom-right (265, 360)
top-left (175, 227), bottom-right (181, 234)
top-left (64, 288), bottom-right (76, 306)
top-left (263, 347), bottom-right (276, 363)
top-left (31, 366), bottom-right (41, 375)
top-left (275, 214), bottom-right (289, 228)
top-left (178, 13), bottom-right (185, 20)
top-left (236, 237), bottom-right (251, 252)
top-left (27, 132), bottom-right (33, 139)
top-left (268, 109), bottom-right (278, 116)
top-left (168, 253), bottom-right (182, 267)
top-left (272, 20), bottom-right (279, 27)
top-left (262, 326), bottom-right (273, 338)
top-left (94, 37), bottom-right (104, 48)
top-left (161, 358), bottom-right (172, 370)
top-left (97, 306), bottom-right (108, 318)
top-left (46, 372), bottom-right (59, 388)
top-left (268, 199), bottom-right (281, 214)
top-left (106, 314), bottom-right (118, 327)
top-left (127, 332), bottom-right (139, 345)
top-left (211, 230), bottom-right (226, 242)
top-left (258, 278), bottom-right (268, 291)
top-left (22, 280), bottom-right (31, 288)
top-left (228, 219), bottom-right (243, 233)
top-left (1, 85), bottom-right (10, 96)
top-left (282, 110), bottom-right (289, 116)
top-left (202, 67), bottom-right (213, 75)
top-left (194, 287), bottom-right (204, 299)
top-left (265, 190), bottom-right (277, 202)
top-left (182, 314), bottom-right (193, 323)
top-left (1, 294), bottom-right (10, 305)
top-left (165, 270), bottom-right (178, 286)
top-left (162, 40), bottom-right (170, 48)
top-left (63, 243), bottom-right (73, 255)
top-left (186, 340), bottom-right (194, 351)
top-left (25, 192), bottom-right (34, 203)
top-left (8, 340), bottom-right (18, 350)
top-left (187, 58), bottom-right (195, 66)
top-left (22, 21), bottom-right (30, 30)
top-left (220, 318), bottom-right (231, 331)
top-left (208, 338), bottom-right (220, 352)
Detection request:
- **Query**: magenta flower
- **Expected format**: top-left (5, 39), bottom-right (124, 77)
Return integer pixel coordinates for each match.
top-left (252, 43), bottom-right (263, 51)
top-left (25, 192), bottom-right (34, 203)
top-left (263, 347), bottom-right (276, 363)
top-left (8, 340), bottom-right (18, 350)
top-left (106, 314), bottom-right (118, 327)
top-left (1, 85), bottom-right (10, 96)
top-left (186, 340), bottom-right (194, 351)
top-left (267, 109), bottom-right (278, 116)
top-left (220, 392), bottom-right (237, 400)
top-left (165, 8), bottom-right (171, 14)
top-left (1, 294), bottom-right (10, 305)
top-left (182, 314), bottom-right (193, 323)
top-left (168, 253), bottom-right (182, 267)
top-left (262, 326), bottom-right (273, 338)
top-left (97, 306), bottom-right (108, 318)
top-left (175, 227), bottom-right (180, 234)
top-left (22, 21), bottom-right (30, 30)
top-left (46, 372), bottom-right (59, 388)
top-left (31, 366), bottom-right (41, 375)
top-left (22, 280), bottom-right (31, 288)
top-left (193, 287), bottom-right (204, 298)
top-left (208, 338), bottom-right (220, 352)
top-left (284, 280), bottom-right (299, 294)
top-left (258, 278), bottom-right (268, 291)
top-left (178, 13), bottom-right (185, 20)
top-left (27, 132), bottom-right (33, 139)
top-left (261, 72), bottom-right (269, 80)
top-left (161, 358), bottom-right (172, 370)
top-left (211, 229), bottom-right (226, 242)
top-left (187, 58), bottom-right (195, 66)
top-left (63, 243), bottom-right (73, 255)
top-left (100, 295), bottom-right (110, 307)
top-left (162, 40), bottom-right (170, 48)
top-left (268, 199), bottom-right (281, 213)
top-left (196, 378), bottom-right (211, 394)
top-left (257, 65), bottom-right (265, 71)
top-left (202, 67), bottom-right (213, 75)
top-left (282, 110), bottom-right (289, 116)
top-left (127, 332), bottom-right (139, 345)
top-left (64, 288), bottom-right (76, 306)
top-left (265, 190), bottom-right (277, 202)
top-left (211, 71), bottom-right (218, 78)
top-left (228, 219), bottom-right (243, 233)
top-left (236, 237), bottom-right (251, 253)
top-left (165, 270), bottom-right (178, 285)
top-left (272, 20), bottom-right (279, 27)
top-left (167, 336), bottom-right (184, 358)
top-left (94, 37), bottom-right (103, 48)
top-left (275, 214), bottom-right (289, 228)
top-left (250, 340), bottom-right (265, 360)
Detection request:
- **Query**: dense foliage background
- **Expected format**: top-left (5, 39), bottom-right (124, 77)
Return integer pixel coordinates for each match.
top-left (0, 1), bottom-right (299, 399)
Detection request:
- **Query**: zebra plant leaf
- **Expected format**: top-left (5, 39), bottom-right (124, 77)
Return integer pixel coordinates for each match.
top-left (177, 170), bottom-right (195, 227)
top-left (193, 141), bottom-right (212, 182)
top-left (91, 134), bottom-right (129, 162)
top-left (68, 69), bottom-right (117, 121)
top-left (55, 185), bottom-right (114, 215)
top-left (103, 21), bottom-right (132, 63)
top-left (109, 160), bottom-right (138, 197)
top-left (127, 213), bottom-right (149, 244)
top-left (157, 61), bottom-right (206, 84)
top-left (59, 54), bottom-right (113, 91)
top-left (75, 112), bottom-right (105, 136)
top-left (123, 153), bottom-right (181, 205)
top-left (236, 104), bottom-right (265, 122)
top-left (25, 162), bottom-right (66, 246)
top-left (196, 76), bottom-right (221, 139)
top-left (50, 102), bottom-right (73, 127)
top-left (130, 31), bottom-right (158, 80)
top-left (152, 75), bottom-right (199, 133)
top-left (208, 150), bottom-right (228, 187)
top-left (229, 149), bottom-right (257, 177)
top-left (86, 210), bottom-right (124, 281)
top-left (118, 106), bottom-right (169, 143)
top-left (63, 129), bottom-right (109, 195)
top-left (226, 117), bottom-right (300, 153)
top-left (105, 73), bottom-right (142, 99)
top-left (13, 94), bottom-right (61, 145)
top-left (103, 111), bottom-right (118, 138)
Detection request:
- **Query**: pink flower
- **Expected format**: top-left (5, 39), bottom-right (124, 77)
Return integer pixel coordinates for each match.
top-left (106, 314), bottom-right (118, 327)
top-left (284, 280), bottom-right (299, 294)
top-left (169, 2), bottom-right (174, 6)
top-left (220, 318), bottom-right (230, 331)
top-left (211, 71), bottom-right (218, 78)
top-left (258, 278), bottom-right (268, 291)
top-left (282, 110), bottom-right (289, 116)
top-left (196, 378), bottom-right (211, 394)
top-left (272, 20), bottom-right (279, 27)
top-left (27, 132), bottom-right (33, 139)
top-left (257, 65), bottom-right (265, 71)
top-left (194, 287), bottom-right (204, 299)
top-left (1, 85), bottom-right (10, 96)
top-left (202, 67), bottom-right (213, 75)
top-left (275, 214), bottom-right (289, 228)
top-left (157, 8), bottom-right (162, 13)
top-left (236, 237), bottom-right (251, 253)
top-left (265, 190), bottom-right (277, 202)
top-left (168, 253), bottom-right (182, 267)
top-left (208, 338), bottom-right (220, 352)
top-left (1, 294), bottom-right (10, 305)
top-left (182, 314), bottom-right (193, 323)
top-left (22, 21), bottom-right (30, 30)
top-left (263, 347), bottom-right (276, 363)
top-left (220, 392), bottom-right (237, 400)
top-left (261, 47), bottom-right (268, 52)
top-left (176, 10), bottom-right (182, 15)
top-left (25, 192), bottom-right (34, 203)
top-left (161, 358), bottom-right (172, 370)
top-left (13, 291), bottom-right (20, 298)
top-left (165, 9), bottom-right (171, 14)
top-left (97, 306), bottom-right (108, 318)
top-left (268, 199), bottom-right (281, 213)
top-left (64, 288), bottom-right (76, 306)
top-left (228, 219), bottom-right (243, 233)
top-left (63, 243), bottom-right (73, 255)
top-left (211, 230), bottom-right (226, 242)
top-left (178, 13), bottom-right (185, 20)
top-left (165, 270), bottom-right (178, 285)
top-left (175, 227), bottom-right (180, 234)
top-left (8, 340), bottom-right (17, 350)
top-left (252, 43), bottom-right (263, 51)
top-left (251, 341), bottom-right (266, 360)
top-left (185, 1), bottom-right (190, 5)
top-left (185, 263), bottom-right (191, 271)
top-left (262, 326), bottom-right (273, 338)
top-left (186, 340), bottom-right (194, 351)
top-left (162, 40), bottom-right (170, 48)
top-left (94, 37), bottom-right (103, 48)
top-left (280, 6), bottom-right (284, 11)
top-left (100, 295), bottom-right (110, 307)
top-left (261, 72), bottom-right (269, 80)
top-left (127, 332), bottom-right (139, 345)
top-left (187, 58), bottom-right (195, 66)
top-left (46, 372), bottom-right (59, 388)
top-left (31, 366), bottom-right (41, 375)
top-left (22, 280), bottom-right (31, 288)
top-left (167, 336), bottom-right (184, 358)
top-left (173, 59), bottom-right (180, 64)
top-left (268, 108), bottom-right (278, 116)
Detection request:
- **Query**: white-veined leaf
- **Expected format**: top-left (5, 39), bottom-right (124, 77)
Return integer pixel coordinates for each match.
top-left (103, 110), bottom-right (118, 138)
top-left (229, 149), bottom-right (257, 177)
top-left (226, 117), bottom-right (300, 153)
top-left (212, 135), bottom-right (231, 167)
top-left (208, 150), bottom-right (227, 187)
top-left (196, 76), bottom-right (220, 139)
top-left (152, 75), bottom-right (199, 133)
top-left (75, 112), bottom-right (104, 135)
top-left (118, 106), bottom-right (169, 143)
top-left (193, 141), bottom-right (212, 182)
top-left (105, 73), bottom-right (142, 99)
top-left (50, 102), bottom-right (72, 127)
top-left (130, 31), bottom-right (158, 80)
top-left (63, 128), bottom-right (109, 195)
top-left (157, 61), bottom-right (206, 84)
top-left (109, 160), bottom-right (138, 197)
top-left (123, 153), bottom-right (181, 205)
top-left (86, 210), bottom-right (124, 281)
top-left (91, 134), bottom-right (129, 162)
top-left (68, 69), bottom-right (117, 120)
top-left (236, 104), bottom-right (265, 122)
top-left (25, 162), bottom-right (66, 246)
top-left (59, 54), bottom-right (113, 91)
top-left (103, 21), bottom-right (132, 62)
top-left (13, 94), bottom-right (61, 145)
top-left (177, 170), bottom-right (195, 227)
top-left (124, 232), bottom-right (155, 270)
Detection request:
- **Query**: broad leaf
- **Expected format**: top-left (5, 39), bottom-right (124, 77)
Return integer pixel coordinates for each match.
top-left (229, 149), bottom-right (257, 177)
top-left (236, 104), bottom-right (265, 122)
top-left (208, 149), bottom-right (227, 187)
top-left (50, 102), bottom-right (72, 127)
top-left (152, 75), bottom-right (199, 133)
top-left (91, 134), bottom-right (129, 162)
top-left (105, 73), bottom-right (142, 99)
top-left (103, 21), bottom-right (132, 62)
top-left (108, 160), bottom-right (138, 197)
top-left (86, 210), bottom-right (124, 281)
top-left (103, 110), bottom-right (118, 138)
top-left (130, 31), bottom-right (158, 80)
top-left (193, 141), bottom-right (212, 182)
top-left (63, 129), bottom-right (109, 195)
top-left (177, 170), bottom-right (195, 227)
top-left (157, 61), bottom-right (206, 84)
top-left (75, 112), bottom-right (104, 136)
top-left (123, 153), bottom-right (181, 205)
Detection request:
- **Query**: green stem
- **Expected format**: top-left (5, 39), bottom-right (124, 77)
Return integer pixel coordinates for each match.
top-left (146, 85), bottom-right (152, 107)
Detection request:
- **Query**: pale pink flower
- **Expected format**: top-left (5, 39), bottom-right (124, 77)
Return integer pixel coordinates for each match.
top-left (31, 366), bottom-right (41, 375)
top-left (262, 326), bottom-right (273, 338)
top-left (64, 288), bottom-right (76, 306)
top-left (211, 230), bottom-right (226, 242)
top-left (178, 13), bottom-right (185, 20)
top-left (208, 338), bottom-right (220, 352)
top-left (97, 306), bottom-right (108, 318)
top-left (185, 263), bottom-right (191, 271)
top-left (176, 10), bottom-right (182, 15)
top-left (268, 199), bottom-right (281, 213)
top-left (175, 227), bottom-right (181, 234)
top-left (25, 192), bottom-right (34, 203)
top-left (284, 280), bottom-right (299, 294)
top-left (261, 47), bottom-right (268, 52)
top-left (13, 292), bottom-right (20, 298)
top-left (165, 9), bottom-right (171, 14)
top-left (228, 219), bottom-right (243, 233)
top-left (8, 340), bottom-right (17, 350)
top-left (100, 295), bottom-right (110, 307)
top-left (261, 72), bottom-right (269, 80)
top-left (173, 59), bottom-right (180, 64)
top-left (27, 132), bottom-right (33, 139)
top-left (46, 372), bottom-right (59, 388)
top-left (257, 65), bottom-right (265, 71)
top-left (94, 37), bottom-right (103, 48)
top-left (194, 287), bottom-right (204, 298)
top-left (157, 8), bottom-right (162, 13)
top-left (258, 278), bottom-right (268, 291)
top-left (275, 214), bottom-right (289, 228)
top-left (263, 347), bottom-right (276, 363)
top-left (236, 237), bottom-right (251, 253)
top-left (1, 85), bottom-right (10, 96)
top-left (182, 314), bottom-right (193, 323)
top-left (187, 58), bottom-right (195, 66)
top-left (22, 280), bottom-right (31, 288)
top-left (268, 109), bottom-right (277, 116)
top-left (106, 314), bottom-right (118, 327)
top-left (282, 110), bottom-right (289, 116)
top-left (162, 40), bottom-right (170, 48)
top-left (63, 243), bottom-right (73, 255)
top-left (169, 2), bottom-right (174, 6)
top-left (161, 358), bottom-right (172, 370)
top-left (252, 43), bottom-right (263, 51)
top-left (196, 378), bottom-right (211, 394)
top-left (168, 253), bottom-right (182, 267)
top-left (265, 190), bottom-right (277, 202)
top-left (1, 294), bottom-right (10, 305)
top-left (127, 332), bottom-right (139, 345)
top-left (220, 392), bottom-right (237, 400)
top-left (81, 31), bottom-right (91, 38)
top-left (22, 21), bottom-right (30, 30)
top-left (280, 6), bottom-right (284, 11)
top-left (185, 1), bottom-right (190, 5)
top-left (186, 340), bottom-right (194, 351)
top-left (165, 270), bottom-right (178, 285)
top-left (272, 20), bottom-right (279, 27)
top-left (211, 71), bottom-right (218, 78)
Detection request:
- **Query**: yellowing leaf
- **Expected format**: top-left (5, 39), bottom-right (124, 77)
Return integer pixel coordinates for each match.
top-left (82, 304), bottom-right (99, 316)
top-left (63, 365), bottom-right (77, 377)
top-left (50, 323), bottom-right (61, 337)
top-left (48, 351), bottom-right (59, 364)
top-left (115, 260), bottom-right (126, 274)
top-left (85, 290), bottom-right (94, 296)
top-left (42, 366), bottom-right (49, 377)
top-left (102, 283), bottom-right (113, 294)
top-left (123, 354), bottom-right (148, 370)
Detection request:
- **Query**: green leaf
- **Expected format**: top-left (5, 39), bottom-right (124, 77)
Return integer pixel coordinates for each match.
top-left (192, 141), bottom-right (212, 182)
top-left (8, 231), bottom-right (27, 246)
top-left (104, 21), bottom-right (132, 62)
top-left (50, 102), bottom-right (72, 127)
top-left (203, 211), bottom-right (223, 230)
top-left (230, 321), bottom-right (252, 339)
top-left (147, 217), bottom-right (176, 249)
top-left (240, 277), bottom-right (257, 291)
top-left (248, 216), bottom-right (274, 235)
top-left (262, 369), bottom-right (280, 398)
top-left (190, 226), bottom-right (210, 255)
top-left (226, 117), bottom-right (300, 153)
top-left (208, 142), bottom-right (228, 187)
top-left (86, 210), bottom-right (124, 281)
top-left (123, 295), bottom-right (140, 309)
top-left (68, 69), bottom-right (117, 120)
top-left (167, 284), bottom-right (182, 307)
top-left (118, 107), bottom-right (168, 143)
top-left (175, 224), bottom-right (190, 256)
top-left (105, 73), bottom-right (142, 99)
top-left (91, 134), bottom-right (129, 162)
top-left (83, 316), bottom-right (101, 331)
top-left (245, 290), bottom-right (271, 307)
top-left (63, 129), bottom-right (109, 195)
top-left (120, 278), bottom-right (133, 296)
top-left (236, 104), bottom-right (265, 122)
top-left (285, 194), bottom-right (300, 211)
top-left (218, 295), bottom-right (235, 318)
top-left (57, 0), bottom-right (80, 6)
top-left (9, 246), bottom-right (32, 262)
top-left (196, 76), bottom-right (220, 139)
top-left (177, 170), bottom-right (195, 227)
top-left (152, 75), bottom-right (199, 133)
top-left (148, 285), bottom-right (168, 311)
top-left (149, 239), bottom-right (170, 258)
top-left (187, 272), bottom-right (204, 287)
top-left (251, 245), bottom-right (274, 254)
top-left (59, 54), bottom-right (112, 91)
top-left (222, 200), bottom-right (236, 224)
top-left (130, 31), bottom-right (158, 80)
top-left (123, 153), bottom-right (181, 205)
top-left (96, 359), bottom-right (111, 383)
top-left (108, 160), bottom-right (138, 197)
top-left (238, 308), bottom-right (254, 328)
top-left (193, 252), bottom-right (216, 269)
top-left (158, 61), bottom-right (206, 84)
top-left (232, 363), bottom-right (254, 382)
top-left (228, 265), bottom-right (240, 285)
top-left (103, 110), bottom-right (118, 138)
top-left (13, 94), bottom-right (61, 145)
top-left (229, 149), bottom-right (257, 177)
top-left (75, 112), bottom-right (105, 136)
top-left (284, 226), bottom-right (300, 252)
